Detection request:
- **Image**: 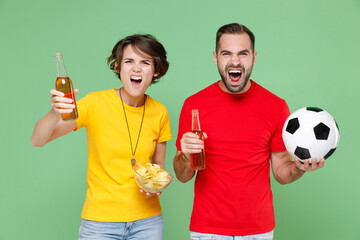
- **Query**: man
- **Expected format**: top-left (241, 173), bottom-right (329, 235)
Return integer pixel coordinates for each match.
top-left (173, 23), bottom-right (325, 240)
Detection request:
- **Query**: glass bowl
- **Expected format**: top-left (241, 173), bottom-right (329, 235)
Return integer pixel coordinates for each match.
top-left (134, 163), bottom-right (173, 193)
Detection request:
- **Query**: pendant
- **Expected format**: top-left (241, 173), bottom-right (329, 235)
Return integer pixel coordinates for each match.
top-left (131, 158), bottom-right (136, 168)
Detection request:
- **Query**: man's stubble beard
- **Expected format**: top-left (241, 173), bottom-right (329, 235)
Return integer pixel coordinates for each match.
top-left (218, 62), bottom-right (254, 93)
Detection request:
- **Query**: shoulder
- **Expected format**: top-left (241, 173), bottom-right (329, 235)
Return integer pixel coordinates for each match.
top-left (79, 89), bottom-right (114, 101)
top-left (86, 89), bottom-right (114, 98)
top-left (146, 95), bottom-right (169, 113)
top-left (77, 89), bottom-right (115, 111)
top-left (252, 82), bottom-right (289, 120)
top-left (253, 81), bottom-right (286, 105)
top-left (184, 83), bottom-right (218, 105)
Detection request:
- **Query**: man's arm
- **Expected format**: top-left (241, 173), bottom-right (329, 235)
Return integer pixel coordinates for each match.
top-left (173, 150), bottom-right (195, 183)
top-left (173, 132), bottom-right (206, 183)
top-left (271, 150), bottom-right (325, 185)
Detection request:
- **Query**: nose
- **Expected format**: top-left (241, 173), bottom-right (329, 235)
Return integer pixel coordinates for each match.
top-left (132, 63), bottom-right (141, 72)
top-left (231, 55), bottom-right (241, 65)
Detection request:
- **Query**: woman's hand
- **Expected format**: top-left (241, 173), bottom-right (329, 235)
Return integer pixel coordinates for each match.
top-left (50, 89), bottom-right (79, 118)
top-left (139, 189), bottom-right (162, 196)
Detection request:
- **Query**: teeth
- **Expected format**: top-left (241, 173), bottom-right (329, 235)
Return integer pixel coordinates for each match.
top-left (131, 77), bottom-right (142, 80)
top-left (229, 70), bottom-right (241, 74)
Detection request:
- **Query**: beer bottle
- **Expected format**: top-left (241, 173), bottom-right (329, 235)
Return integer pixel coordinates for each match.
top-left (54, 52), bottom-right (78, 121)
top-left (190, 109), bottom-right (206, 170)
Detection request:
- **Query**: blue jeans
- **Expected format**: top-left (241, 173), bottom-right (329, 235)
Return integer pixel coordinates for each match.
top-left (190, 230), bottom-right (274, 240)
top-left (79, 214), bottom-right (163, 240)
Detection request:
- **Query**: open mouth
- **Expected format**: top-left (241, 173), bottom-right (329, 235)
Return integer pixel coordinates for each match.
top-left (130, 76), bottom-right (142, 88)
top-left (228, 69), bottom-right (242, 82)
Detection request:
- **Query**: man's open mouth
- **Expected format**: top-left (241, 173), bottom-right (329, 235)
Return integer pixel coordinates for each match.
top-left (228, 69), bottom-right (242, 82)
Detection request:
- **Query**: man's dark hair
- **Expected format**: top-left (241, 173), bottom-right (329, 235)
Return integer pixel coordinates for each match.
top-left (216, 23), bottom-right (255, 53)
top-left (107, 34), bottom-right (169, 84)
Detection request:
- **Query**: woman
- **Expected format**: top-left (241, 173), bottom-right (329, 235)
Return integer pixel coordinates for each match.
top-left (31, 34), bottom-right (171, 240)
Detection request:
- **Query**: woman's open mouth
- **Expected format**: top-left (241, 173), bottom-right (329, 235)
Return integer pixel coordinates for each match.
top-left (130, 76), bottom-right (142, 88)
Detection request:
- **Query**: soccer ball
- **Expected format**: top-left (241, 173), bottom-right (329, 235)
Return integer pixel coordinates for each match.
top-left (282, 107), bottom-right (340, 163)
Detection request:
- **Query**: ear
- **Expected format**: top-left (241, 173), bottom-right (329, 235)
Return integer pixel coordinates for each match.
top-left (154, 73), bottom-right (159, 77)
top-left (114, 61), bottom-right (120, 73)
top-left (213, 51), bottom-right (218, 66)
top-left (253, 51), bottom-right (257, 65)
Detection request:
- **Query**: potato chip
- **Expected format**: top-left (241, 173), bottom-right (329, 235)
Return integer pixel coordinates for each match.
top-left (134, 163), bottom-right (172, 192)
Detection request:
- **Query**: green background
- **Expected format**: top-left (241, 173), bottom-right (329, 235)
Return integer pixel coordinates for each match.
top-left (1, 0), bottom-right (359, 239)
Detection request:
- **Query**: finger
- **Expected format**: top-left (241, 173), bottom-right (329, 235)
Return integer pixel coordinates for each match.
top-left (182, 148), bottom-right (202, 155)
top-left (203, 132), bottom-right (208, 139)
top-left (294, 158), bottom-right (305, 171)
top-left (180, 139), bottom-right (204, 151)
top-left (181, 141), bottom-right (204, 152)
top-left (302, 159), bottom-right (310, 171)
top-left (57, 109), bottom-right (74, 114)
top-left (183, 132), bottom-right (200, 139)
top-left (51, 96), bottom-right (74, 104)
top-left (181, 142), bottom-right (203, 153)
top-left (140, 189), bottom-right (151, 196)
top-left (50, 89), bottom-right (65, 97)
top-left (310, 158), bottom-right (319, 170)
top-left (74, 89), bottom-right (79, 94)
top-left (314, 158), bottom-right (324, 170)
top-left (182, 137), bottom-right (204, 146)
top-left (52, 102), bottom-right (75, 109)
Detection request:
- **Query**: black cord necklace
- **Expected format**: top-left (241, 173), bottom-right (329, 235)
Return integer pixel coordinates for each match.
top-left (119, 88), bottom-right (146, 168)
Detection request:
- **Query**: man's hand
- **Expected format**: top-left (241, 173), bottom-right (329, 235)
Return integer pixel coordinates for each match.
top-left (180, 132), bottom-right (207, 155)
top-left (173, 132), bottom-right (207, 183)
top-left (294, 158), bottom-right (325, 172)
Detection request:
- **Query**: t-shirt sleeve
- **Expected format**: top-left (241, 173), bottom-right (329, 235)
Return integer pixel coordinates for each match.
top-left (270, 100), bottom-right (290, 152)
top-left (157, 107), bottom-right (172, 143)
top-left (75, 93), bottom-right (96, 131)
top-left (175, 99), bottom-right (191, 150)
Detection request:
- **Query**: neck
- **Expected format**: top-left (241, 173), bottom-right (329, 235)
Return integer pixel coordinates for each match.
top-left (118, 88), bottom-right (146, 107)
top-left (218, 80), bottom-right (252, 95)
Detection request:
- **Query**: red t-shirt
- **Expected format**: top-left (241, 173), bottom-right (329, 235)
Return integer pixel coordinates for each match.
top-left (175, 81), bottom-right (290, 235)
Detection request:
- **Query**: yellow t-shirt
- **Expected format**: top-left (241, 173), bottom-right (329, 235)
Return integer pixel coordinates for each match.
top-left (75, 89), bottom-right (172, 222)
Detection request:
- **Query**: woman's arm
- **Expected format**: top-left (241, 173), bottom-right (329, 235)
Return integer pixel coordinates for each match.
top-left (152, 142), bottom-right (167, 168)
top-left (31, 89), bottom-right (78, 147)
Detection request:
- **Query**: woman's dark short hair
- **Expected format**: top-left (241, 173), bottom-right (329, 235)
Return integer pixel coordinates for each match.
top-left (107, 34), bottom-right (169, 84)
top-left (216, 23), bottom-right (255, 53)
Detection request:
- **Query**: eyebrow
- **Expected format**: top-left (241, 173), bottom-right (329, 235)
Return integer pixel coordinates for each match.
top-left (220, 49), bottom-right (250, 54)
top-left (123, 57), bottom-right (153, 62)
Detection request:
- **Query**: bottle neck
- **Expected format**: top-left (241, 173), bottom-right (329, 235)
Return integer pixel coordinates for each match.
top-left (192, 110), bottom-right (201, 131)
top-left (55, 53), bottom-right (68, 78)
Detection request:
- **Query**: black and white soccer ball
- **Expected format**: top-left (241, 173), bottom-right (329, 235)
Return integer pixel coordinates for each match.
top-left (282, 107), bottom-right (340, 163)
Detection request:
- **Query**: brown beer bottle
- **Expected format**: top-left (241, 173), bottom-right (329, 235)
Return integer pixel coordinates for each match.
top-left (190, 109), bottom-right (206, 170)
top-left (54, 52), bottom-right (78, 121)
